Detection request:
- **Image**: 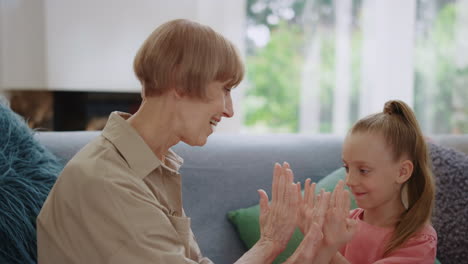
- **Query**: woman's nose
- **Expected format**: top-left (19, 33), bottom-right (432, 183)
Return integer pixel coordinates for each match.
top-left (223, 94), bottom-right (234, 118)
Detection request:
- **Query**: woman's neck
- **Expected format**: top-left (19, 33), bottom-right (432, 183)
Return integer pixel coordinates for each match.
top-left (127, 96), bottom-right (180, 162)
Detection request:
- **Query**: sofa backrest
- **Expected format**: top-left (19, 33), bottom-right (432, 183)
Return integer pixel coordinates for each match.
top-left (35, 132), bottom-right (468, 263)
top-left (36, 132), bottom-right (344, 263)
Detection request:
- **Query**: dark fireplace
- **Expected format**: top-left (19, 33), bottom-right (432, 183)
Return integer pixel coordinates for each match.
top-left (7, 90), bottom-right (142, 131)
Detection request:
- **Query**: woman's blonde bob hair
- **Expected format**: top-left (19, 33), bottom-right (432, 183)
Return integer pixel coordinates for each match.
top-left (134, 19), bottom-right (244, 99)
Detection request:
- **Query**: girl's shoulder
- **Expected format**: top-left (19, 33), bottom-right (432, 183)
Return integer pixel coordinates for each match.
top-left (408, 222), bottom-right (437, 243)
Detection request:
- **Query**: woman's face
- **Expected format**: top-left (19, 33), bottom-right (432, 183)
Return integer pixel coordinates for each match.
top-left (176, 80), bottom-right (234, 146)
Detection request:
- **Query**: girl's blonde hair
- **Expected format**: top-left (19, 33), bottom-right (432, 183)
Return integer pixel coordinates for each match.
top-left (134, 19), bottom-right (244, 99)
top-left (350, 100), bottom-right (435, 256)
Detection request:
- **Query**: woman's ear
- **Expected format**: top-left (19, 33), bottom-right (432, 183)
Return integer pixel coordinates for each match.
top-left (172, 86), bottom-right (187, 100)
top-left (397, 160), bottom-right (414, 184)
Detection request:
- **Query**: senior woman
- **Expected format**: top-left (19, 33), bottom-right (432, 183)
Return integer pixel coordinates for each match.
top-left (37, 19), bottom-right (324, 263)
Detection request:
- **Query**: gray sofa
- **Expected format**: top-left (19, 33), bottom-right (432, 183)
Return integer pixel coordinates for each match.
top-left (36, 132), bottom-right (468, 264)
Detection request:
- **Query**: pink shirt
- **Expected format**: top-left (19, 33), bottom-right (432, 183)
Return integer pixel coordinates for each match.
top-left (340, 208), bottom-right (437, 264)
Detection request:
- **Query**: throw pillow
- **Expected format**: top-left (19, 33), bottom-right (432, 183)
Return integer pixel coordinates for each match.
top-left (429, 142), bottom-right (468, 264)
top-left (227, 167), bottom-right (353, 264)
top-left (0, 102), bottom-right (63, 264)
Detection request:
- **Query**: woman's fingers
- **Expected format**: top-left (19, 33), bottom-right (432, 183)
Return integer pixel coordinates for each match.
top-left (272, 163), bottom-right (281, 201)
top-left (258, 189), bottom-right (270, 215)
top-left (277, 165), bottom-right (287, 203)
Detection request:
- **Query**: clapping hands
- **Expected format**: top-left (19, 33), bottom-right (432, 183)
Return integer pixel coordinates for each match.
top-left (255, 164), bottom-right (356, 264)
top-left (257, 162), bottom-right (300, 252)
top-left (290, 179), bottom-right (357, 263)
top-left (322, 180), bottom-right (357, 249)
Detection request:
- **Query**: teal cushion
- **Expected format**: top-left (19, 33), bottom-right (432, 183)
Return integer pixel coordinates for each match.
top-left (227, 167), bottom-right (442, 264)
top-left (0, 102), bottom-right (63, 263)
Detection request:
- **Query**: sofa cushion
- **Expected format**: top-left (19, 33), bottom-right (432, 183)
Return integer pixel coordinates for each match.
top-left (429, 143), bottom-right (468, 264)
top-left (227, 167), bottom-right (353, 264)
top-left (0, 103), bottom-right (63, 264)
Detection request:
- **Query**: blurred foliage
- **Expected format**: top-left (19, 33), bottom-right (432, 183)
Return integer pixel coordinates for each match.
top-left (244, 23), bottom-right (303, 132)
top-left (415, 2), bottom-right (468, 133)
top-left (245, 0), bottom-right (468, 134)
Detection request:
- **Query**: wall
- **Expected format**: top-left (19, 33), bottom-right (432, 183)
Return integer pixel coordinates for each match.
top-left (0, 0), bottom-right (246, 92)
top-left (0, 0), bottom-right (47, 90)
top-left (0, 0), bottom-right (246, 132)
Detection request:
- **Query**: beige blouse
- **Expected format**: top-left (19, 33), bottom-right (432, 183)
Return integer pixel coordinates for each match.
top-left (37, 112), bottom-right (212, 264)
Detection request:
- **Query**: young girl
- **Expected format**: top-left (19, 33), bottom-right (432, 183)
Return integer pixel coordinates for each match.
top-left (301, 100), bottom-right (437, 263)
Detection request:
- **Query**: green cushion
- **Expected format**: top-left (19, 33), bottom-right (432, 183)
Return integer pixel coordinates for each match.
top-left (227, 167), bottom-right (442, 264)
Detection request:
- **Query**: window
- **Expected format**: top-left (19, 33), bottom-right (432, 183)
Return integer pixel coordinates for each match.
top-left (243, 0), bottom-right (468, 134)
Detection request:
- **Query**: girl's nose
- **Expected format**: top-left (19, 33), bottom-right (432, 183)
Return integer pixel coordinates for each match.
top-left (345, 172), bottom-right (356, 187)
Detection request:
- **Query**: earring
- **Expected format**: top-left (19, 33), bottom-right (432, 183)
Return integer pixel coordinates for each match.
top-left (401, 183), bottom-right (409, 210)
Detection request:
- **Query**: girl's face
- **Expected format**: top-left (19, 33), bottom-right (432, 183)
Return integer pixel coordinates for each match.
top-left (342, 131), bottom-right (404, 211)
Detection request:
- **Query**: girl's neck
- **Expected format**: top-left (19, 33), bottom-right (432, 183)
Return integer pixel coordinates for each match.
top-left (362, 196), bottom-right (406, 228)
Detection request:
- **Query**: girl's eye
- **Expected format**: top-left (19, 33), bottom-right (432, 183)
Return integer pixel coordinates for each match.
top-left (343, 165), bottom-right (349, 173)
top-left (360, 169), bottom-right (369, 174)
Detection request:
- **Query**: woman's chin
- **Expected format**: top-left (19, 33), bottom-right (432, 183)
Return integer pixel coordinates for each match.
top-left (183, 135), bottom-right (209, 147)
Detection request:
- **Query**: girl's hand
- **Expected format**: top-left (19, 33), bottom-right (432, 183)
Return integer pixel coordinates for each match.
top-left (257, 162), bottom-right (300, 252)
top-left (322, 180), bottom-right (357, 249)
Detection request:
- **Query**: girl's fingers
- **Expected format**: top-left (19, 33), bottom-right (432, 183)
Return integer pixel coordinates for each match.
top-left (316, 191), bottom-right (330, 226)
top-left (342, 190), bottom-right (351, 214)
top-left (304, 178), bottom-right (311, 203)
top-left (308, 182), bottom-right (316, 206)
top-left (296, 181), bottom-right (302, 203)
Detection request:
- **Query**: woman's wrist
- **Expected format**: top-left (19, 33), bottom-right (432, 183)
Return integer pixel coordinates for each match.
top-left (235, 238), bottom-right (283, 264)
top-left (256, 237), bottom-right (285, 256)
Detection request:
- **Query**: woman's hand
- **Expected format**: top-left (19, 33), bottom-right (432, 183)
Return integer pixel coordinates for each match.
top-left (257, 162), bottom-right (300, 253)
top-left (322, 180), bottom-right (357, 249)
top-left (285, 189), bottom-right (331, 263)
top-left (298, 178), bottom-right (315, 234)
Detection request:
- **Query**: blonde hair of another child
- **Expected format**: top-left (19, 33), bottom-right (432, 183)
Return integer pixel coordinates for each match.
top-left (349, 100), bottom-right (435, 257)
